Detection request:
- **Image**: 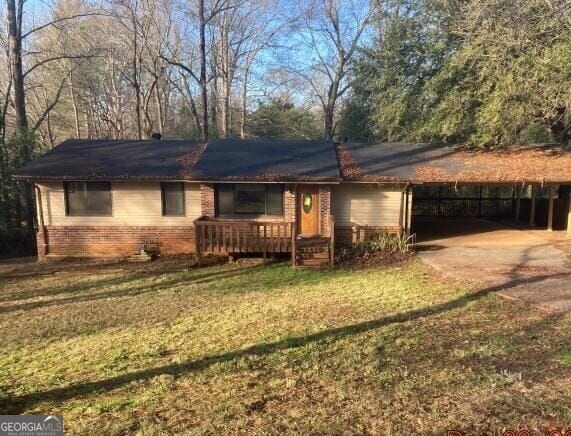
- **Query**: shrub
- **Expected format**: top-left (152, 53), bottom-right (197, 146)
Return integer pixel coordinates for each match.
top-left (337, 231), bottom-right (415, 263)
top-left (0, 229), bottom-right (36, 257)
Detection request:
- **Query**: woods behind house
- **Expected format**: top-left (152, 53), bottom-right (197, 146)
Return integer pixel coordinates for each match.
top-left (0, 0), bottom-right (570, 245)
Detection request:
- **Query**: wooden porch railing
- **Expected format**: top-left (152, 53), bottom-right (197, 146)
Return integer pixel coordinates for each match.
top-left (194, 217), bottom-right (293, 256)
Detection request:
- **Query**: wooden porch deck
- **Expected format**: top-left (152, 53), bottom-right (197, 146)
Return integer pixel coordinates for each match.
top-left (194, 216), bottom-right (335, 268)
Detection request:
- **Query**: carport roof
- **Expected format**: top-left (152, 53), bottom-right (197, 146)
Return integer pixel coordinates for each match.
top-left (338, 142), bottom-right (571, 184)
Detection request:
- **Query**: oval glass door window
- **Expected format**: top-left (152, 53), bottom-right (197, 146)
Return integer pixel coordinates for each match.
top-left (302, 193), bottom-right (313, 214)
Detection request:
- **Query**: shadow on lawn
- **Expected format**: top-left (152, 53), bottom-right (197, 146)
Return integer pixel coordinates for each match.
top-left (1, 267), bottom-right (565, 414)
top-left (0, 264), bottom-right (274, 314)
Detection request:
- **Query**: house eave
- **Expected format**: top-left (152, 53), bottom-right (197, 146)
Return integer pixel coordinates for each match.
top-left (14, 175), bottom-right (342, 184)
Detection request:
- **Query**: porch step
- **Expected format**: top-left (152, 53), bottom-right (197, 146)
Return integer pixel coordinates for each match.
top-left (295, 258), bottom-right (330, 268)
top-left (294, 236), bottom-right (332, 268)
top-left (127, 253), bottom-right (152, 263)
top-left (296, 246), bottom-right (329, 254)
top-left (296, 252), bottom-right (330, 260)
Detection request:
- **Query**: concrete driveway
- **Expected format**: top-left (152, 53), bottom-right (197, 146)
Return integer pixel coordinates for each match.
top-left (415, 217), bottom-right (571, 313)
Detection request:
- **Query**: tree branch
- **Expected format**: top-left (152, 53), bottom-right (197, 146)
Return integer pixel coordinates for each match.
top-left (21, 12), bottom-right (109, 40)
top-left (24, 53), bottom-right (102, 78)
top-left (31, 77), bottom-right (67, 133)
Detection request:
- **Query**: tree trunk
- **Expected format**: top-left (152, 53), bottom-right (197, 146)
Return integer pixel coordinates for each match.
top-left (240, 61), bottom-right (251, 139)
top-left (323, 71), bottom-right (341, 140)
top-left (69, 72), bottom-right (81, 139)
top-left (131, 10), bottom-right (142, 140)
top-left (155, 84), bottom-right (164, 136)
top-left (7, 0), bottom-right (35, 236)
top-left (199, 0), bottom-right (209, 141)
top-left (210, 73), bottom-right (218, 138)
top-left (220, 15), bottom-right (231, 138)
top-left (7, 0), bottom-right (28, 134)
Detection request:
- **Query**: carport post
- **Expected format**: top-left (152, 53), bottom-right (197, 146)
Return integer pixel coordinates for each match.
top-left (529, 185), bottom-right (536, 227)
top-left (547, 185), bottom-right (555, 231)
top-left (515, 186), bottom-right (521, 222)
top-left (567, 190), bottom-right (571, 238)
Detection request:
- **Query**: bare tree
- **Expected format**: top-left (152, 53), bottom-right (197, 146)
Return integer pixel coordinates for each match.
top-left (161, 0), bottom-right (243, 141)
top-left (295, 0), bottom-right (375, 139)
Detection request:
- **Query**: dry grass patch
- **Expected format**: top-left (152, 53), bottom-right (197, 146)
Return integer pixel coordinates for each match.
top-left (0, 258), bottom-right (569, 434)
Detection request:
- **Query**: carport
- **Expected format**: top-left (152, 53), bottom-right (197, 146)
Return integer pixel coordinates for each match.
top-left (411, 183), bottom-right (571, 243)
top-left (337, 142), bottom-right (571, 312)
top-left (336, 142), bottom-right (571, 242)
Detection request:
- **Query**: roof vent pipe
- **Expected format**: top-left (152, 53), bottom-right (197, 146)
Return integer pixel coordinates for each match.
top-left (151, 132), bottom-right (162, 140)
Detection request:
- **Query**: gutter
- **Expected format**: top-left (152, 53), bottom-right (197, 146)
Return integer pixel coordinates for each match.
top-left (13, 176), bottom-right (344, 184)
top-left (34, 184), bottom-right (48, 256)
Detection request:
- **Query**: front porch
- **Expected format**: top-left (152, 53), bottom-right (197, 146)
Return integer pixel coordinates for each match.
top-left (194, 215), bottom-right (335, 268)
top-left (194, 183), bottom-right (335, 268)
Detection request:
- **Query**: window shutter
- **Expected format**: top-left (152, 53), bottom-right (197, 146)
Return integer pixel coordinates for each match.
top-left (266, 184), bottom-right (284, 216)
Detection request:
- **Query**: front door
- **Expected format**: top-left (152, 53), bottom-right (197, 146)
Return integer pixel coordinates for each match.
top-left (297, 185), bottom-right (320, 236)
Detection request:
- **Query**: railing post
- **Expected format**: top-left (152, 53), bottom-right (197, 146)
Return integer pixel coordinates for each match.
top-left (193, 217), bottom-right (204, 266)
top-left (291, 222), bottom-right (296, 268)
top-left (329, 215), bottom-right (335, 267)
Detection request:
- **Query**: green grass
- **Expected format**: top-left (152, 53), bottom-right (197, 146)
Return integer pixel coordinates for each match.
top-left (0, 258), bottom-right (569, 434)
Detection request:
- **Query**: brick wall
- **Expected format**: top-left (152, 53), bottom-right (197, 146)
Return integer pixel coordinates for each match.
top-left (320, 185), bottom-right (332, 236)
top-left (335, 225), bottom-right (402, 246)
top-left (39, 226), bottom-right (196, 259)
top-left (284, 184), bottom-right (296, 223)
top-left (200, 184), bottom-right (215, 216)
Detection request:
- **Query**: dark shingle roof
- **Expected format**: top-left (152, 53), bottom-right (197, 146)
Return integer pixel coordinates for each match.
top-left (18, 138), bottom-right (568, 184)
top-left (339, 142), bottom-right (571, 184)
top-left (13, 139), bottom-right (205, 180)
top-left (14, 138), bottom-right (341, 182)
top-left (191, 139), bottom-right (341, 181)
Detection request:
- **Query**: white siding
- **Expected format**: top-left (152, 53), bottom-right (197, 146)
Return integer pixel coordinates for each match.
top-left (37, 181), bottom-right (201, 226)
top-left (332, 184), bottom-right (403, 227)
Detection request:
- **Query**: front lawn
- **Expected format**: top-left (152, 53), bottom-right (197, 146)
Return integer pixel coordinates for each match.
top-left (0, 258), bottom-right (569, 434)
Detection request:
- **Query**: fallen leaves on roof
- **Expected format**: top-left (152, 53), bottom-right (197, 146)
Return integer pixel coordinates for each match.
top-left (177, 143), bottom-right (208, 178)
top-left (342, 143), bottom-right (571, 184)
top-left (413, 148), bottom-right (571, 183)
top-left (336, 144), bottom-right (403, 182)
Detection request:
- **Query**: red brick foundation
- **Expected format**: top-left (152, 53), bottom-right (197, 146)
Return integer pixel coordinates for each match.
top-left (335, 226), bottom-right (402, 246)
top-left (39, 226), bottom-right (196, 259)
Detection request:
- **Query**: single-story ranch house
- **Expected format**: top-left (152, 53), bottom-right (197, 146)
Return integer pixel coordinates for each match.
top-left (14, 138), bottom-right (571, 267)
